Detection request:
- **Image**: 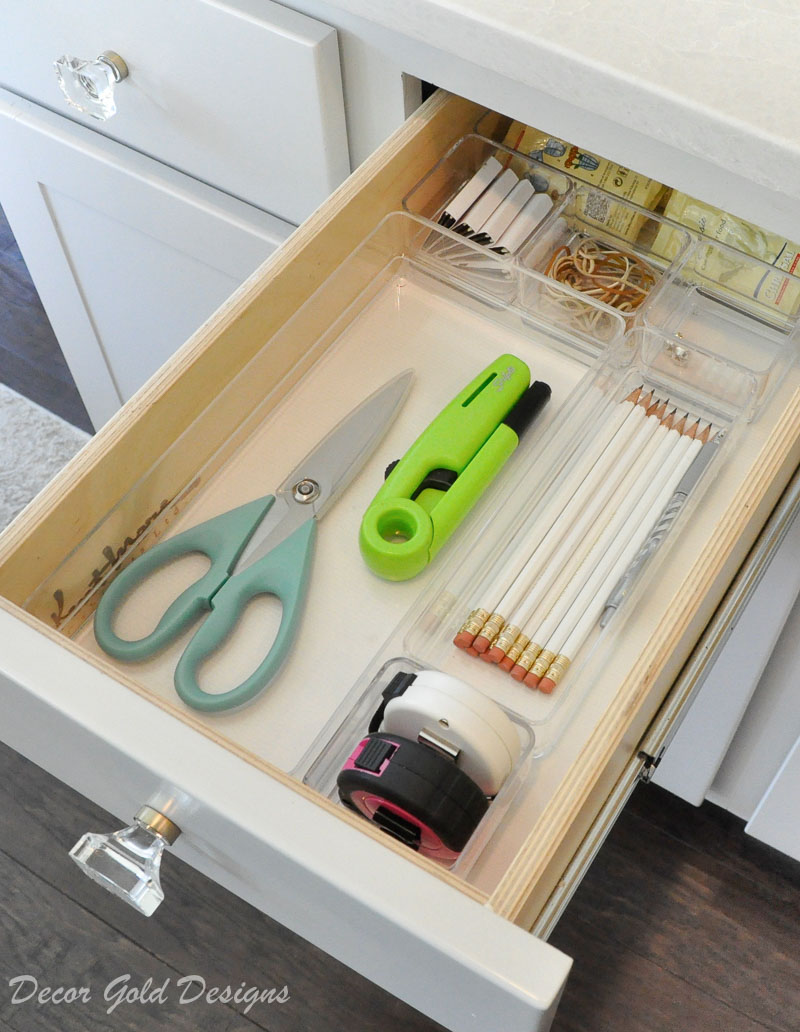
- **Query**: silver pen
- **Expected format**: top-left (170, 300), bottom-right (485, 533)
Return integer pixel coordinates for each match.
top-left (600, 430), bottom-right (724, 625)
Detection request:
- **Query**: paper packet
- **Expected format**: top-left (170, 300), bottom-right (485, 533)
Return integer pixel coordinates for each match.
top-left (654, 192), bottom-right (800, 318)
top-left (502, 122), bottom-right (666, 242)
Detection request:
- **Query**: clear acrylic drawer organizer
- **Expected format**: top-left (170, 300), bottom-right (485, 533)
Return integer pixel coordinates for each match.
top-left (24, 195), bottom-right (793, 884)
top-left (302, 321), bottom-right (760, 875)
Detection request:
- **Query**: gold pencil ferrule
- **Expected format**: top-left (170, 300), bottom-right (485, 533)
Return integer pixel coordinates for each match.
top-left (505, 632), bottom-right (531, 663)
top-left (544, 654), bottom-right (571, 685)
top-left (460, 608), bottom-right (491, 637)
top-left (480, 612), bottom-right (506, 644)
top-left (531, 649), bottom-right (557, 678)
top-left (516, 642), bottom-right (543, 672)
top-left (494, 624), bottom-right (522, 653)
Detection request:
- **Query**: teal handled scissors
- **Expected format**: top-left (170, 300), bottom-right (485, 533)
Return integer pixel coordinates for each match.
top-left (94, 371), bottom-right (414, 713)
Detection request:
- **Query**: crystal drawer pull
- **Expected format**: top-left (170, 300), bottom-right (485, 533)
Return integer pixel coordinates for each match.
top-left (69, 806), bottom-right (180, 916)
top-left (54, 50), bottom-right (129, 121)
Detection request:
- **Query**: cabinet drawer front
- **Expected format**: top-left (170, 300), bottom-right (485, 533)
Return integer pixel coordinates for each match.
top-left (0, 607), bottom-right (570, 1032)
top-left (1, 0), bottom-right (349, 224)
top-left (2, 90), bottom-right (800, 1032)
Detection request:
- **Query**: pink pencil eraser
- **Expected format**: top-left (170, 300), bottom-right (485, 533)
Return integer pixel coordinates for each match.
top-left (453, 631), bottom-right (475, 650)
top-left (510, 665), bottom-right (527, 682)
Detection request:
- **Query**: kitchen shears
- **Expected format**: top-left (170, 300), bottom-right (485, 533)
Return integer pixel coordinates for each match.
top-left (94, 371), bottom-right (414, 713)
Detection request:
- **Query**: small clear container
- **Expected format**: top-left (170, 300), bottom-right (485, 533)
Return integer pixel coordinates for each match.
top-left (643, 235), bottom-right (800, 417)
top-left (403, 134), bottom-right (572, 259)
top-left (302, 656), bottom-right (537, 876)
top-left (518, 184), bottom-right (694, 332)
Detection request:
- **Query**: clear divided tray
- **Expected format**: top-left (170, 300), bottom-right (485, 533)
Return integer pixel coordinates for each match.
top-left (24, 190), bottom-right (799, 889)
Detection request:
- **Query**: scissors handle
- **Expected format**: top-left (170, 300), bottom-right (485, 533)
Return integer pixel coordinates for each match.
top-left (174, 518), bottom-right (317, 712)
top-left (94, 496), bottom-right (276, 662)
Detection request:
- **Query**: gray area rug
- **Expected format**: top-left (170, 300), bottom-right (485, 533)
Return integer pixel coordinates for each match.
top-left (0, 383), bottom-right (90, 529)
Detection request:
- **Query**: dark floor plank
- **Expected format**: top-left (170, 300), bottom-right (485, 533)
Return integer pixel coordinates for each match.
top-left (0, 207), bottom-right (92, 433)
top-left (629, 783), bottom-right (800, 902)
top-left (0, 850), bottom-right (262, 1032)
top-left (550, 787), bottom-right (800, 1032)
top-left (0, 742), bottom-right (444, 1032)
top-left (0, 346), bottom-right (92, 433)
top-left (550, 913), bottom-right (774, 1032)
top-left (0, 251), bottom-right (72, 385)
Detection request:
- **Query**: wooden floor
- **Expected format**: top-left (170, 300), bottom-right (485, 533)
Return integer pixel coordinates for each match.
top-left (2, 207), bottom-right (799, 1032)
top-left (0, 206), bottom-right (92, 433)
top-left (1, 742), bottom-right (798, 1032)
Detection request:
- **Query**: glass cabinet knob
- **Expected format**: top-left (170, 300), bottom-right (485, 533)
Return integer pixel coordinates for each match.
top-left (54, 50), bottom-right (129, 121)
top-left (69, 806), bottom-right (181, 916)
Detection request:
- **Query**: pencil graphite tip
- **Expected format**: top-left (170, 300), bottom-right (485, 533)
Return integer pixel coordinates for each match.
top-left (673, 413), bottom-right (687, 435)
top-left (661, 407), bottom-right (677, 430)
top-left (698, 422), bottom-right (712, 444)
top-left (638, 389), bottom-right (654, 409)
top-left (687, 417), bottom-right (701, 440)
top-left (625, 385), bottom-right (643, 403)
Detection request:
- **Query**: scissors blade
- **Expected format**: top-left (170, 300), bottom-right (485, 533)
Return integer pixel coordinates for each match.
top-left (276, 369), bottom-right (414, 517)
top-left (234, 370), bottom-right (413, 571)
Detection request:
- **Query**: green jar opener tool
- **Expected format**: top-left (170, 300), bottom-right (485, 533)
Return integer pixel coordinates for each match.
top-left (94, 371), bottom-right (414, 713)
top-left (360, 354), bottom-right (551, 580)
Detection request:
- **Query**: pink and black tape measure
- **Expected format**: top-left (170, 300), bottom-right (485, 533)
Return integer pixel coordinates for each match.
top-left (338, 732), bottom-right (488, 863)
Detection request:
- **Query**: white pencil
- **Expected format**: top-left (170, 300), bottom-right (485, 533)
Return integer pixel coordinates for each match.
top-left (454, 385), bottom-right (619, 645)
top-left (456, 387), bottom-right (649, 652)
top-left (516, 414), bottom-right (691, 684)
top-left (472, 392), bottom-right (659, 654)
top-left (535, 424), bottom-right (710, 693)
top-left (506, 407), bottom-right (682, 678)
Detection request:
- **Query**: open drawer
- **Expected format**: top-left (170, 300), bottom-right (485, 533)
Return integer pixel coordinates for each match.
top-left (2, 91), bottom-right (800, 1032)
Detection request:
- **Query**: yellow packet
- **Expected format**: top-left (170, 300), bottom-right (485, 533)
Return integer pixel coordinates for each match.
top-left (654, 192), bottom-right (800, 318)
top-left (502, 121), bottom-right (666, 242)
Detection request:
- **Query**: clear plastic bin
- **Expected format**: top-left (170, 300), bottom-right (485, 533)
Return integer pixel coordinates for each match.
top-left (642, 235), bottom-right (800, 417)
top-left (403, 134), bottom-right (572, 258)
top-left (518, 184), bottom-right (693, 331)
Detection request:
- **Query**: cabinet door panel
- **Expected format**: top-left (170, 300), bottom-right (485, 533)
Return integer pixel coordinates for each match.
top-left (0, 90), bottom-right (291, 428)
top-left (654, 506), bottom-right (800, 805)
top-left (0, 0), bottom-right (349, 223)
top-left (747, 734), bottom-right (800, 860)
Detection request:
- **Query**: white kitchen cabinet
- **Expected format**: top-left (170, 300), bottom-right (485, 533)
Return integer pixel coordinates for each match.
top-left (654, 494), bottom-right (800, 805)
top-left (746, 734), bottom-right (800, 858)
top-left (0, 0), bottom-right (351, 224)
top-left (3, 90), bottom-right (800, 1032)
top-left (654, 474), bottom-right (800, 862)
top-left (0, 89), bottom-right (292, 428)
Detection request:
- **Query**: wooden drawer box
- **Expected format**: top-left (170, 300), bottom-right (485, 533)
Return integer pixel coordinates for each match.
top-left (2, 92), bottom-right (800, 1032)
